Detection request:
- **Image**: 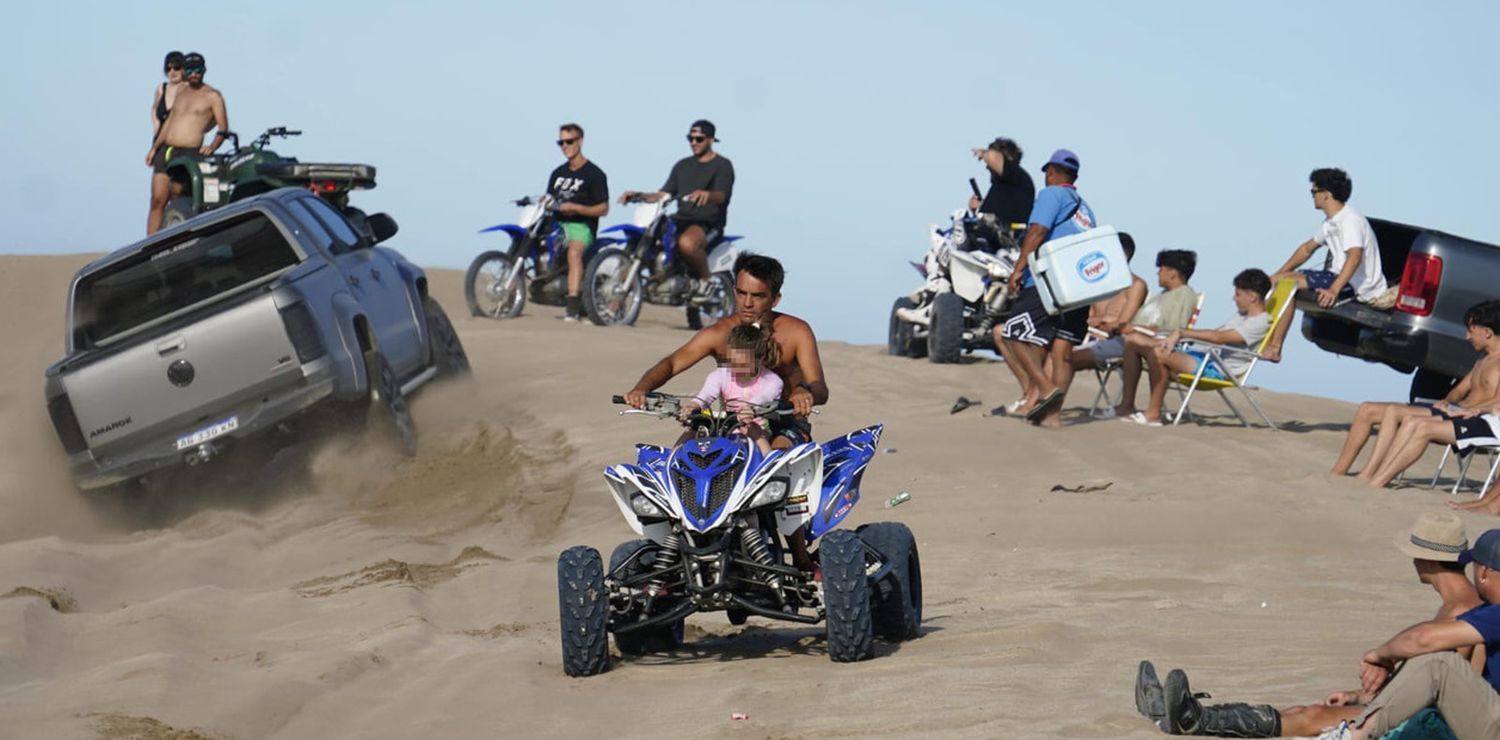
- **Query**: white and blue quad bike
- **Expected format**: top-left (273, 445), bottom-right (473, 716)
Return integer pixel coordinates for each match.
top-left (556, 393), bottom-right (922, 676)
top-left (463, 193), bottom-right (622, 319)
top-left (580, 194), bottom-right (743, 329)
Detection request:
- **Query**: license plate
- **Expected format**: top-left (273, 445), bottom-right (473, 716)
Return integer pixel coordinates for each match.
top-left (175, 416), bottom-right (238, 450)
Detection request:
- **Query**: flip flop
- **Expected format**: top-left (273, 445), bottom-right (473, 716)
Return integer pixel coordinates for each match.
top-left (950, 396), bottom-right (978, 414)
top-left (1024, 389), bottom-right (1063, 423)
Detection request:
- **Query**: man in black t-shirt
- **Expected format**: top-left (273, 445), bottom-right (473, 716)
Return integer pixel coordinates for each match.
top-left (620, 119), bottom-right (735, 296)
top-left (967, 137), bottom-right (1035, 252)
top-left (548, 122), bottom-right (609, 321)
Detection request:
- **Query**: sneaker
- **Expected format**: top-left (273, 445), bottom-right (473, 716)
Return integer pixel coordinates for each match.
top-left (562, 313), bottom-right (581, 323)
top-left (1316, 721), bottom-right (1353, 740)
top-left (565, 295), bottom-right (584, 321)
top-left (1134, 660), bottom-right (1165, 722)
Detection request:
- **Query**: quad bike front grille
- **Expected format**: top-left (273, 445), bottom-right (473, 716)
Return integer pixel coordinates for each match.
top-left (674, 461), bottom-right (745, 523)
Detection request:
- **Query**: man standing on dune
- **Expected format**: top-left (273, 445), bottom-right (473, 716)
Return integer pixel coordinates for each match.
top-left (144, 52), bottom-right (228, 234)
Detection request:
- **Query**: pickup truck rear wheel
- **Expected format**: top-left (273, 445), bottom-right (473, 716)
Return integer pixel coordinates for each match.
top-left (366, 350), bottom-right (417, 456)
top-left (422, 296), bottom-right (470, 377)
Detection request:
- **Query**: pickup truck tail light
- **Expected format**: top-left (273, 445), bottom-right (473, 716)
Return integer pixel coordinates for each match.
top-left (1396, 253), bottom-right (1443, 317)
top-left (279, 302), bottom-right (326, 363)
top-left (47, 393), bottom-right (88, 454)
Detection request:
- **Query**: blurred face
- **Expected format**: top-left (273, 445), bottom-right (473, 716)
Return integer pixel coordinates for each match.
top-left (1310, 185), bottom-right (1329, 209)
top-left (1466, 322), bottom-right (1495, 350)
top-left (728, 347), bottom-right (758, 381)
top-left (165, 62), bottom-right (183, 83)
top-left (1156, 264), bottom-right (1173, 288)
top-left (184, 65), bottom-right (205, 83)
top-left (734, 271), bottom-right (779, 324)
top-left (686, 127), bottom-right (711, 156)
top-left (557, 130), bottom-right (582, 159)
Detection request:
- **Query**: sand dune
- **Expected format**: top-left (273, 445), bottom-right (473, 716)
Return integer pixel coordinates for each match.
top-left (0, 255), bottom-right (1481, 738)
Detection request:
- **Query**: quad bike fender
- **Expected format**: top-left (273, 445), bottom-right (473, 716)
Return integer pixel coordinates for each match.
top-left (806, 424), bottom-right (884, 541)
top-left (604, 464), bottom-right (675, 541)
top-left (164, 159), bottom-right (207, 207)
top-left (770, 442), bottom-right (824, 537)
top-left (705, 240), bottom-right (743, 273)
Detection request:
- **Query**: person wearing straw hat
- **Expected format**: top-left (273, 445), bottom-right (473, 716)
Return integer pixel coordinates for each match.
top-left (1134, 512), bottom-right (1481, 737)
top-left (1325, 527), bottom-right (1500, 739)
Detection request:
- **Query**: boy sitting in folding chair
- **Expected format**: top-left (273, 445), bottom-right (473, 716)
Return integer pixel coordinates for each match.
top-left (1115, 269), bottom-right (1272, 426)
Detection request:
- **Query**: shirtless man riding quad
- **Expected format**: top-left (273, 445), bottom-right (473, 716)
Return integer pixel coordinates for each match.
top-left (622, 252), bottom-right (829, 568)
top-left (144, 52), bottom-right (229, 234)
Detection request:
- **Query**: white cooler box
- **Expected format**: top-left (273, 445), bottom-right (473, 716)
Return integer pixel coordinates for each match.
top-left (1031, 226), bottom-right (1131, 315)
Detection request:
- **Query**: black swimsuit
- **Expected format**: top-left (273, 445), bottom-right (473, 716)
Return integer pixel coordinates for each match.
top-left (155, 82), bottom-right (170, 123)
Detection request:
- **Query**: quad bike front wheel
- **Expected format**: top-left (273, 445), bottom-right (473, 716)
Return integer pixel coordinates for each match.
top-left (927, 291), bottom-right (964, 364)
top-left (820, 529), bottom-right (874, 662)
top-left (557, 545), bottom-right (611, 677)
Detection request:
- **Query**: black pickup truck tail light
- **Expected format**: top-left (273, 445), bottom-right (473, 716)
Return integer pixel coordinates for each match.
top-left (1396, 253), bottom-right (1443, 317)
top-left (279, 302), bottom-right (326, 363)
top-left (48, 393), bottom-right (88, 454)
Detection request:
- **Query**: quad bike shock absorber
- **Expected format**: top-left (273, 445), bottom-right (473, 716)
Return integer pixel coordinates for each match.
top-left (648, 532), bottom-right (681, 597)
top-left (739, 524), bottom-right (787, 608)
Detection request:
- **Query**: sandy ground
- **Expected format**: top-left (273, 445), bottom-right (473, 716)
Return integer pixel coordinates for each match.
top-left (0, 254), bottom-right (1488, 739)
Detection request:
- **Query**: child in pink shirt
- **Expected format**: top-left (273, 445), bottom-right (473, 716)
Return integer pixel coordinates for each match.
top-left (680, 324), bottom-right (783, 454)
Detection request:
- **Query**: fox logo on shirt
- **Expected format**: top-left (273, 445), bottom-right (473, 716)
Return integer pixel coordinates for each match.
top-left (552, 176), bottom-right (584, 200)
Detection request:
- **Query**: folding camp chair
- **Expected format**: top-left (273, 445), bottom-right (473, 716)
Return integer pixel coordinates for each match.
top-left (1090, 291), bottom-right (1205, 418)
top-left (1428, 443), bottom-right (1500, 496)
top-left (1169, 279), bottom-right (1296, 430)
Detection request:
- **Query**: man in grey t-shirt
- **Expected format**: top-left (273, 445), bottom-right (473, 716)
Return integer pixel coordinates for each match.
top-left (619, 119), bottom-right (735, 296)
top-left (1115, 269), bottom-right (1273, 425)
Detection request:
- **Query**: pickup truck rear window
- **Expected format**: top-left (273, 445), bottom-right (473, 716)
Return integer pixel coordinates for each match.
top-left (73, 213), bottom-right (300, 347)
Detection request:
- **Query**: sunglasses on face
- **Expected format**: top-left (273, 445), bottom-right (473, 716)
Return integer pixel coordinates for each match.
top-left (184, 67), bottom-right (205, 75)
top-left (1310, 188), bottom-right (1326, 195)
top-left (556, 137), bottom-right (579, 147)
top-left (165, 63), bottom-right (183, 71)
top-left (687, 135), bottom-right (708, 143)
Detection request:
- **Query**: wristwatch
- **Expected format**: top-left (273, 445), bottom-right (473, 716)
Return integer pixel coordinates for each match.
top-left (797, 381), bottom-right (814, 393)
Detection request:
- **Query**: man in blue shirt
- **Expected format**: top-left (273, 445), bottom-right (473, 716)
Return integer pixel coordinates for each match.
top-left (996, 149), bottom-right (1098, 428)
top-left (1329, 528), bottom-right (1500, 739)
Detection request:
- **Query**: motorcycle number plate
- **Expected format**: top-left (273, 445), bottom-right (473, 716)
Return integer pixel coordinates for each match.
top-left (203, 178), bottom-right (221, 203)
top-left (175, 416), bottom-right (238, 450)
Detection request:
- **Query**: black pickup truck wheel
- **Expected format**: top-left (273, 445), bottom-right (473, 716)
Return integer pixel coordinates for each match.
top-left (422, 296), bottom-right (470, 377)
top-left (365, 349), bottom-right (417, 456)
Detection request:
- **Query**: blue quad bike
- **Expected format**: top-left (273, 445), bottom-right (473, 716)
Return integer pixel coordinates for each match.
top-left (556, 393), bottom-right (923, 676)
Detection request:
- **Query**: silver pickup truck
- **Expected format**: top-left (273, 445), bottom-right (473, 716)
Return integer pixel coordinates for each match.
top-left (44, 188), bottom-right (469, 491)
top-left (1298, 217), bottom-right (1496, 402)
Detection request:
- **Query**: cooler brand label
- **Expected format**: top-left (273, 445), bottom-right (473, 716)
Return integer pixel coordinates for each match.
top-left (1077, 251), bottom-right (1110, 283)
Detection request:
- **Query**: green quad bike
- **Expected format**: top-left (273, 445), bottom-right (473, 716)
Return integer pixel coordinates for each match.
top-left (160, 126), bottom-right (377, 231)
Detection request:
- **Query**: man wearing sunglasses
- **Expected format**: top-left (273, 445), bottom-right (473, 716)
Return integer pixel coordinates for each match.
top-left (548, 123), bottom-right (610, 321)
top-left (619, 119), bottom-right (735, 299)
top-left (144, 52), bottom-right (229, 234)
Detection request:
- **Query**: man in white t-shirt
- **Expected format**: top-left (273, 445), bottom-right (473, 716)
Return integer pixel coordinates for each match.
top-left (1261, 167), bottom-right (1387, 362)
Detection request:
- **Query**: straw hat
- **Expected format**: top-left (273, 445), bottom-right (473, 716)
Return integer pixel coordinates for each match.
top-left (1394, 511), bottom-right (1468, 562)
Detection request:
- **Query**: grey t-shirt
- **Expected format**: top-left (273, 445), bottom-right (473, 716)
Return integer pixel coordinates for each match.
top-left (1132, 285), bottom-right (1199, 332)
top-left (662, 154), bottom-right (735, 225)
top-left (1216, 312), bottom-right (1271, 377)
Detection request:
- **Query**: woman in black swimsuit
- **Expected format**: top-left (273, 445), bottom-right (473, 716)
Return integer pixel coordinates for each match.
top-left (148, 51), bottom-right (184, 231)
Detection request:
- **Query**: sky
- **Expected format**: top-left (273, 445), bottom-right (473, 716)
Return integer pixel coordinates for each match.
top-left (5, 1), bottom-right (1499, 404)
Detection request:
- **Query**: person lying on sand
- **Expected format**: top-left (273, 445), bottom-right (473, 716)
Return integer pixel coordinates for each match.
top-left (1133, 512), bottom-right (1482, 737)
top-left (1334, 300), bottom-right (1500, 477)
top-left (1315, 528), bottom-right (1500, 740)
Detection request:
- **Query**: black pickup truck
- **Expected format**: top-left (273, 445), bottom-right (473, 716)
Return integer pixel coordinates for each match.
top-left (1297, 218), bottom-right (1496, 403)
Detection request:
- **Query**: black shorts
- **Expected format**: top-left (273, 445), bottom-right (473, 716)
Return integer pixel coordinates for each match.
top-left (999, 284), bottom-right (1090, 347)
top-left (769, 416), bottom-right (813, 446)
top-left (1452, 415), bottom-right (1500, 453)
top-left (152, 144), bottom-right (197, 175)
top-left (671, 218), bottom-right (723, 246)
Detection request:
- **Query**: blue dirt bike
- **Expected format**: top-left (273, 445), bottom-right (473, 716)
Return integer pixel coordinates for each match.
top-left (555, 393), bottom-right (923, 676)
top-left (464, 194), bottom-right (620, 319)
top-left (580, 195), bottom-right (743, 328)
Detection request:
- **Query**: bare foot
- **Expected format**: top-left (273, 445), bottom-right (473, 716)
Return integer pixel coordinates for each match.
top-left (1449, 498), bottom-right (1500, 515)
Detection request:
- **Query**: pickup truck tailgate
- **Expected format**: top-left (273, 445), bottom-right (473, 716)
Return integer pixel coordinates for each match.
top-left (66, 294), bottom-right (303, 457)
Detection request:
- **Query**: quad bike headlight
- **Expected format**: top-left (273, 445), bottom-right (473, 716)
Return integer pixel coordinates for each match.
top-left (747, 478), bottom-right (790, 509)
top-left (630, 494), bottom-right (666, 519)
